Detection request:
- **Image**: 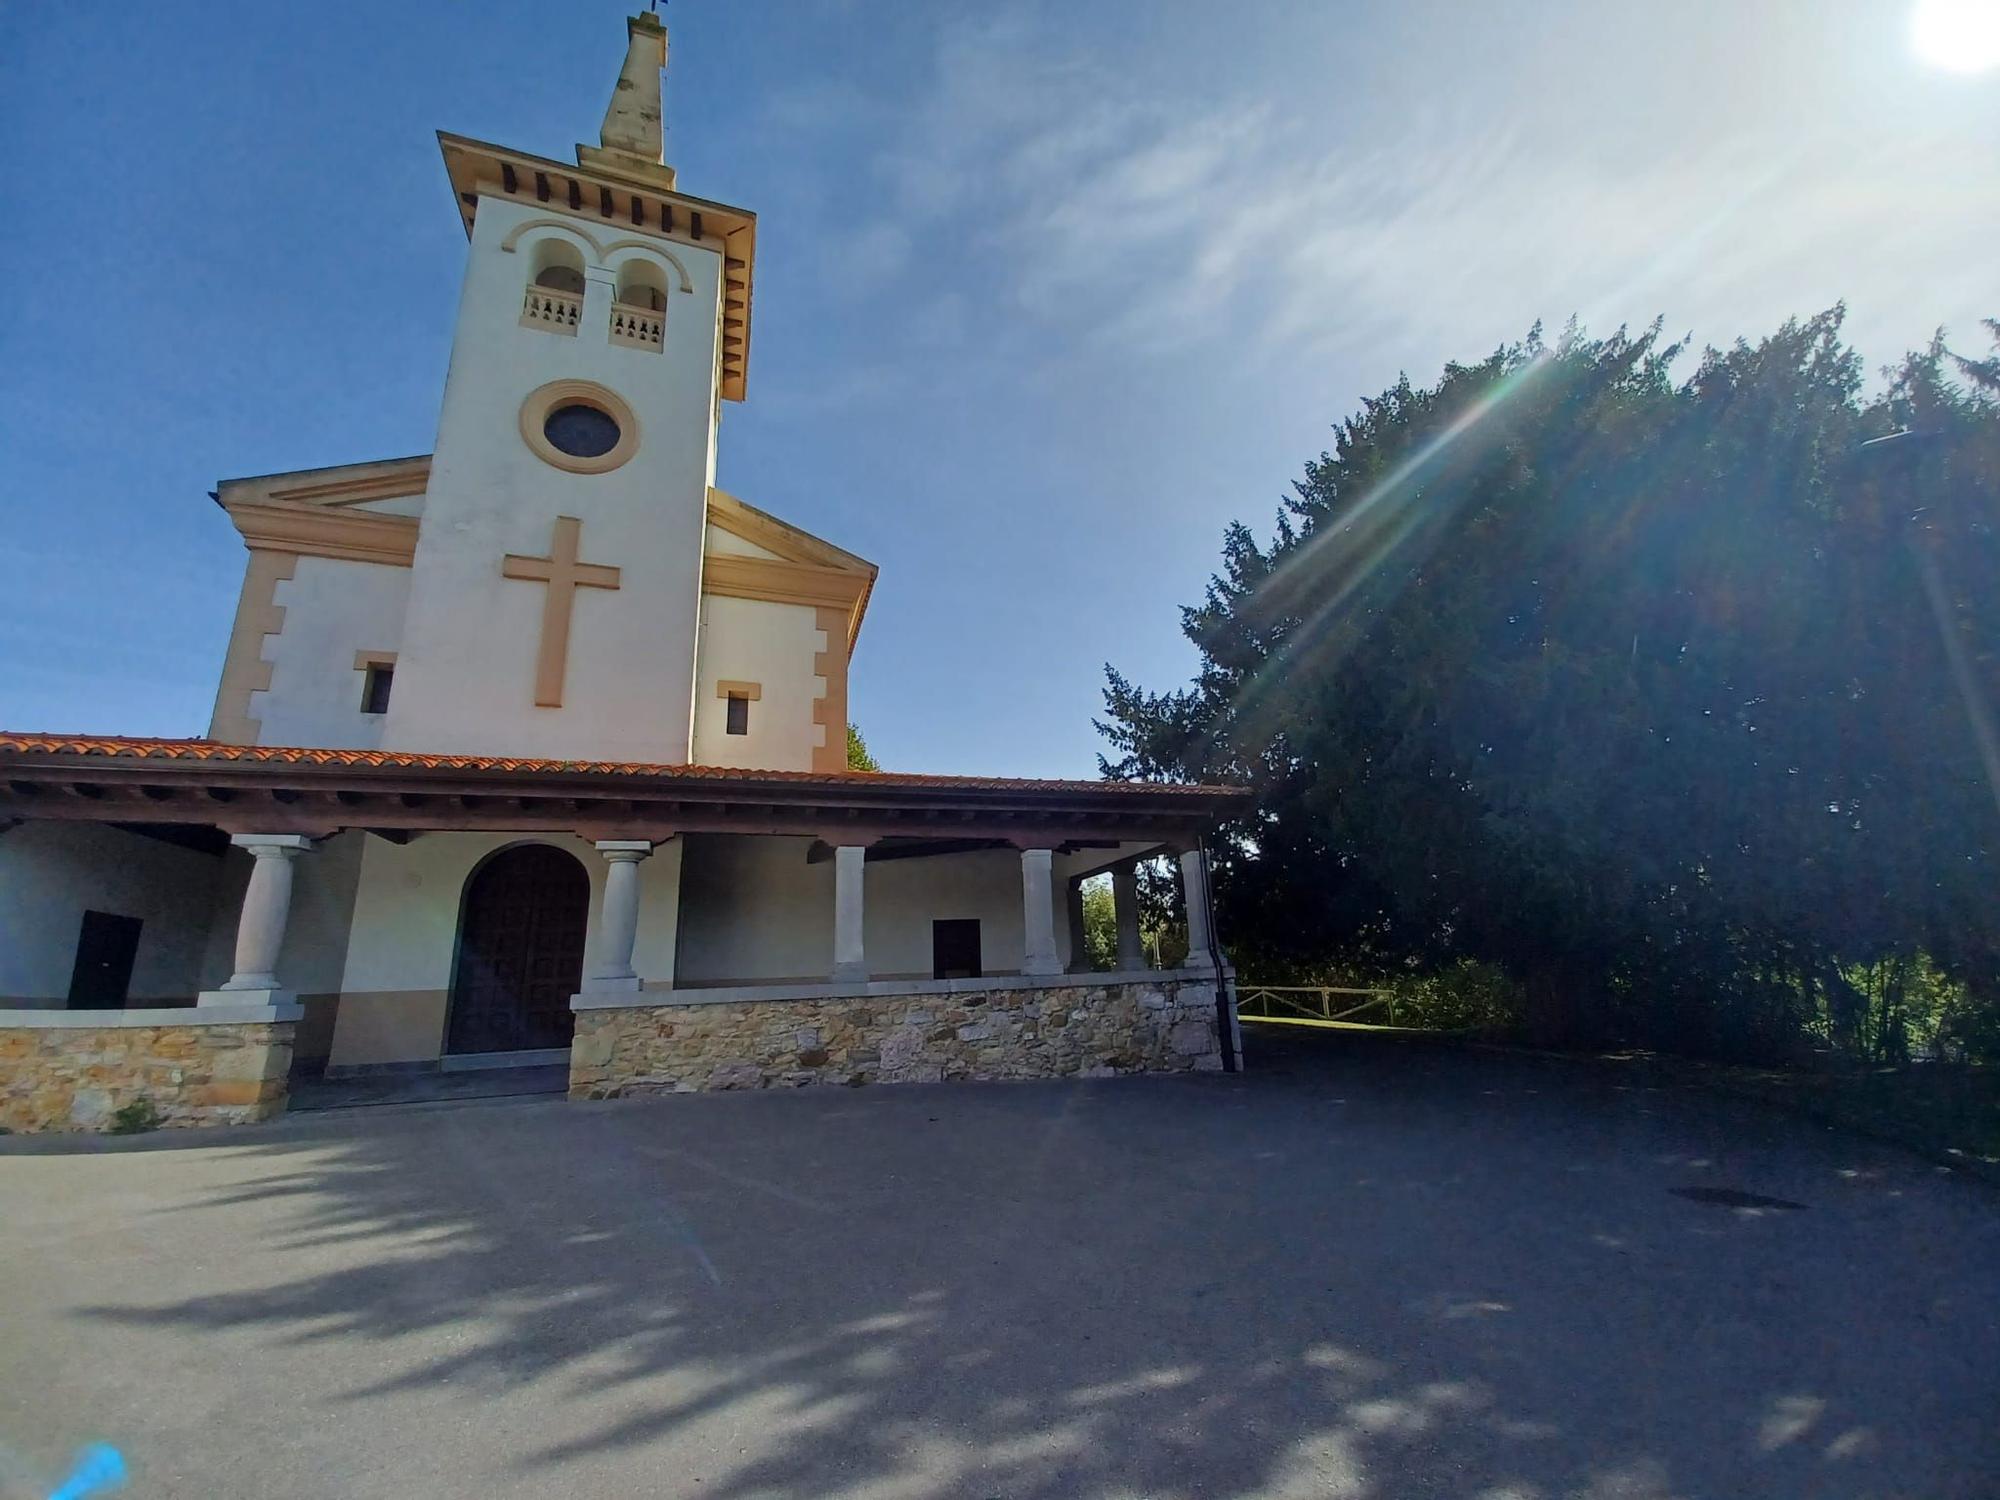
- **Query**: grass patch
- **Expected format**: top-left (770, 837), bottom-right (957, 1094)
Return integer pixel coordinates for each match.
top-left (108, 1098), bottom-right (161, 1136)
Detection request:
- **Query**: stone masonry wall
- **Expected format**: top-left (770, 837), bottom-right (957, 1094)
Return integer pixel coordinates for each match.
top-left (0, 1021), bottom-right (295, 1133)
top-left (571, 976), bottom-right (1225, 1098)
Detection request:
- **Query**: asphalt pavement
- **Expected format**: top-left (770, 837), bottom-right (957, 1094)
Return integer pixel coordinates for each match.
top-left (2, 1028), bottom-right (1994, 1498)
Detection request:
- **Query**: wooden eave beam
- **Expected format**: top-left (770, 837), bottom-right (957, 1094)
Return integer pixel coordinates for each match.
top-left (0, 755), bottom-right (1243, 849)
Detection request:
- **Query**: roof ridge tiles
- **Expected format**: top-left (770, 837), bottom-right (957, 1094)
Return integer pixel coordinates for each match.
top-left (0, 732), bottom-right (1244, 798)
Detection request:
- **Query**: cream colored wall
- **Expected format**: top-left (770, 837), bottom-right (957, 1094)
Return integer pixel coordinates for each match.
top-left (672, 836), bottom-right (1065, 985)
top-left (689, 594), bottom-right (823, 770)
top-left (254, 557), bottom-right (410, 749)
top-left (703, 524), bottom-right (779, 560)
top-left (354, 494), bottom-right (425, 518)
top-left (327, 831), bottom-right (683, 1067)
top-left (673, 835), bottom-right (828, 984)
top-left (0, 824), bottom-right (226, 1005)
top-left (865, 848), bottom-right (1039, 979)
top-left (382, 197), bottom-right (724, 761)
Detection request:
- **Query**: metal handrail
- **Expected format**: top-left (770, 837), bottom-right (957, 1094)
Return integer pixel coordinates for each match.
top-left (1236, 983), bottom-right (1397, 1028)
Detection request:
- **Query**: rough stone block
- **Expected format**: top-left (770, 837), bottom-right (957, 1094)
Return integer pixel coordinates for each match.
top-left (571, 1031), bottom-right (615, 1069)
top-left (0, 1021), bottom-right (298, 1134)
top-left (207, 1042), bottom-right (290, 1083)
top-left (567, 977), bottom-right (1229, 1100)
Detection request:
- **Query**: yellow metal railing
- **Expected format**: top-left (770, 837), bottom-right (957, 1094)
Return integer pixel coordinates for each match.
top-left (1236, 984), bottom-right (1399, 1029)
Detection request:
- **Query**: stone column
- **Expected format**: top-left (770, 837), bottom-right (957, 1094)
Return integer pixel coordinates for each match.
top-left (1020, 848), bottom-right (1063, 976)
top-left (1112, 860), bottom-right (1145, 970)
top-left (583, 840), bottom-right (653, 993)
top-left (1179, 847), bottom-right (1218, 972)
top-left (200, 834), bottom-right (315, 1005)
top-left (1065, 877), bottom-right (1090, 973)
top-left (831, 843), bottom-right (868, 981)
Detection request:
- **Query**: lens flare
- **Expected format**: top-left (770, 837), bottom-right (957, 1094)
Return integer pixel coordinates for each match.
top-left (1911, 0), bottom-right (2000, 73)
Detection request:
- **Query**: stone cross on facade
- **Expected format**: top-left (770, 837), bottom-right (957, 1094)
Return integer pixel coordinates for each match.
top-left (501, 516), bottom-right (621, 708)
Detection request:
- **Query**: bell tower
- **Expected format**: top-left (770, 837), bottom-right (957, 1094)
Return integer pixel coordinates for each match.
top-left (381, 12), bottom-right (757, 762)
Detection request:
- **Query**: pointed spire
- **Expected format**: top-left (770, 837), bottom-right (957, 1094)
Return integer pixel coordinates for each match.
top-left (577, 13), bottom-right (676, 190)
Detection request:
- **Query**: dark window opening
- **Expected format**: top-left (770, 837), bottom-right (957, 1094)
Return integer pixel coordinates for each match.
top-left (933, 918), bottom-right (982, 980)
top-left (361, 663), bottom-right (394, 715)
top-left (67, 910), bottom-right (142, 1009)
top-left (543, 403), bottom-right (622, 458)
top-left (725, 694), bottom-right (750, 735)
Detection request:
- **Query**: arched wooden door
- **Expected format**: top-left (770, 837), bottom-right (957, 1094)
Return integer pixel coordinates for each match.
top-left (445, 844), bottom-right (590, 1055)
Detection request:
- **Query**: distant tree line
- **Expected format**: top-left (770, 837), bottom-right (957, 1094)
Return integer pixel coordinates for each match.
top-left (1099, 310), bottom-right (2000, 1063)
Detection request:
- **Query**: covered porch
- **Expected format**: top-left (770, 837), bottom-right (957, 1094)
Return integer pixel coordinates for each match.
top-left (0, 735), bottom-right (1246, 1128)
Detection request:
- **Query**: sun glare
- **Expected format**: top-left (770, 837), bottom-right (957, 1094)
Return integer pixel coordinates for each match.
top-left (1911, 0), bottom-right (2000, 72)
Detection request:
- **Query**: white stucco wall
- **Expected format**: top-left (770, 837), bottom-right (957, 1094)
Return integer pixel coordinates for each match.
top-left (254, 557), bottom-right (410, 749)
top-left (0, 824), bottom-right (226, 1005)
top-left (673, 837), bottom-right (1069, 985)
top-left (382, 196), bottom-right (724, 761)
top-left (689, 594), bottom-right (823, 770)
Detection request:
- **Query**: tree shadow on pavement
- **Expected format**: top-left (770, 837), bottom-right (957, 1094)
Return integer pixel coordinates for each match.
top-left (54, 1034), bottom-right (2000, 1498)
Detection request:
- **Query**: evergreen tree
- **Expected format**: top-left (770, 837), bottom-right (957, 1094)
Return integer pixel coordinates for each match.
top-left (846, 723), bottom-right (881, 773)
top-left (1100, 311), bottom-right (2000, 1059)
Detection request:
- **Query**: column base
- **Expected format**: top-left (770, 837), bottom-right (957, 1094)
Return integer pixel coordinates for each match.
top-left (198, 986), bottom-right (295, 1008)
top-left (1183, 951), bottom-right (1217, 973)
top-left (830, 962), bottom-right (869, 982)
top-left (578, 975), bottom-right (644, 995)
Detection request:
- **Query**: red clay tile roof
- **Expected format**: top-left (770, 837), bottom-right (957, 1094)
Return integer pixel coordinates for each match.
top-left (0, 733), bottom-right (1245, 799)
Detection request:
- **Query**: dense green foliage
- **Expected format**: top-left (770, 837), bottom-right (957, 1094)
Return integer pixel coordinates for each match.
top-left (846, 724), bottom-right (880, 773)
top-left (1101, 311), bottom-right (2000, 1062)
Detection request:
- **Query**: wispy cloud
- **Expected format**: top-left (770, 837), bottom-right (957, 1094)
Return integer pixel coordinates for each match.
top-left (853, 10), bottom-right (1995, 387)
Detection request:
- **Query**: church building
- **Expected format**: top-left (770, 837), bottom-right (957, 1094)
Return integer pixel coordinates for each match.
top-left (0, 16), bottom-right (1244, 1131)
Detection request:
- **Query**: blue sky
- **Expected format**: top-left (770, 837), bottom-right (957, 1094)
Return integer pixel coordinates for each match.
top-left (1, 1), bottom-right (1993, 777)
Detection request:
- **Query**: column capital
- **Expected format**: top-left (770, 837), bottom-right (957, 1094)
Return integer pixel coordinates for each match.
top-left (229, 833), bottom-right (316, 857)
top-left (593, 839), bottom-right (654, 862)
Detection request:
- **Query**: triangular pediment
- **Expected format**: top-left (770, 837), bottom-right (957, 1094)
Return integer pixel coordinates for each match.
top-left (703, 488), bottom-right (878, 652)
top-left (210, 456), bottom-right (428, 568)
top-left (216, 455), bottom-right (431, 513)
top-left (704, 488), bottom-right (873, 575)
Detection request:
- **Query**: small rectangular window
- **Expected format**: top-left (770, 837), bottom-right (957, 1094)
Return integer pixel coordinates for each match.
top-left (725, 693), bottom-right (750, 735)
top-left (361, 663), bottom-right (394, 715)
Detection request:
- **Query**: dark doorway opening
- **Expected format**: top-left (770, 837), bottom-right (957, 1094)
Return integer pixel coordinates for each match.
top-left (67, 910), bottom-right (142, 1009)
top-left (933, 918), bottom-right (982, 980)
top-left (446, 844), bottom-right (590, 1055)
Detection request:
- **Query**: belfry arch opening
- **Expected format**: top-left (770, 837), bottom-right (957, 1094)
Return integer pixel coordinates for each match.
top-left (615, 260), bottom-right (668, 313)
top-left (530, 239), bottom-right (586, 296)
